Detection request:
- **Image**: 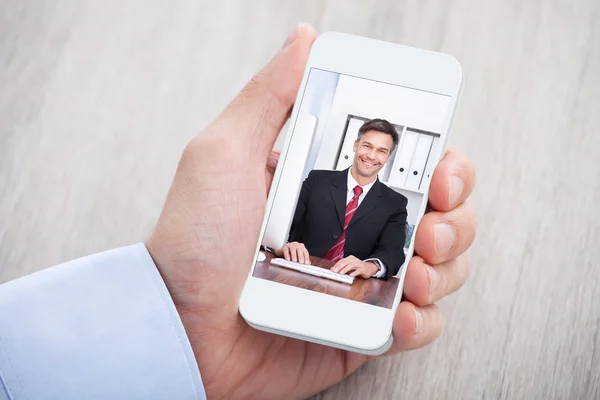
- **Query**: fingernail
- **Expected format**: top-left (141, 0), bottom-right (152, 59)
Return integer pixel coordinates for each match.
top-left (434, 223), bottom-right (455, 256)
top-left (282, 24), bottom-right (303, 48)
top-left (414, 308), bottom-right (423, 334)
top-left (449, 175), bottom-right (464, 205)
top-left (428, 266), bottom-right (441, 294)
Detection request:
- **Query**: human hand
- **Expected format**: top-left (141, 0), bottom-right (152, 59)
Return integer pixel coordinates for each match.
top-left (275, 241), bottom-right (311, 265)
top-left (330, 255), bottom-right (380, 278)
top-left (146, 23), bottom-right (476, 399)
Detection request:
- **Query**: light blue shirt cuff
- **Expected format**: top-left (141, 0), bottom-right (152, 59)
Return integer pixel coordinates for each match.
top-left (0, 243), bottom-right (206, 400)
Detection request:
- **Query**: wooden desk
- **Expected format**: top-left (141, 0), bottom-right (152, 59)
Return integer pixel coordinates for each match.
top-left (253, 252), bottom-right (400, 309)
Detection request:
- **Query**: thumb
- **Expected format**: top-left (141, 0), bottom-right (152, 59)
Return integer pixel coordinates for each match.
top-left (214, 24), bottom-right (317, 159)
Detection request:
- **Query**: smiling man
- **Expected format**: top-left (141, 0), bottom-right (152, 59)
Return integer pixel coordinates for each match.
top-left (275, 118), bottom-right (408, 280)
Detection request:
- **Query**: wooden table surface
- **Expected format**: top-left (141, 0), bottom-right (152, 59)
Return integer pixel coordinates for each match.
top-left (253, 252), bottom-right (400, 308)
top-left (1, 1), bottom-right (599, 399)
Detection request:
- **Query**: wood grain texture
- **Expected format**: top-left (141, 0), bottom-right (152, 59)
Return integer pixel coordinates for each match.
top-left (253, 252), bottom-right (400, 308)
top-left (1, 1), bottom-right (599, 399)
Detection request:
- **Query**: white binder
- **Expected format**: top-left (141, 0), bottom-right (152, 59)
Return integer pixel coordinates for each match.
top-left (405, 133), bottom-right (434, 191)
top-left (419, 136), bottom-right (441, 191)
top-left (335, 117), bottom-right (363, 171)
top-left (388, 130), bottom-right (419, 188)
top-left (378, 125), bottom-right (403, 182)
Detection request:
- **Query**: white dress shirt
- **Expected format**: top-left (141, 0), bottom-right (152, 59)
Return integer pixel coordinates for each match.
top-left (346, 169), bottom-right (388, 278)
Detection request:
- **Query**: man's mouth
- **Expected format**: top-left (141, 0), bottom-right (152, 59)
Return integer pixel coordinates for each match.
top-left (361, 158), bottom-right (378, 168)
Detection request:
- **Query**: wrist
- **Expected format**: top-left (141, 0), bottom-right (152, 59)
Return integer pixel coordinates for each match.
top-left (365, 260), bottom-right (380, 275)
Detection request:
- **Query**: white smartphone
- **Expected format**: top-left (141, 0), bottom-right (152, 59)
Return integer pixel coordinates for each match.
top-left (239, 32), bottom-right (462, 355)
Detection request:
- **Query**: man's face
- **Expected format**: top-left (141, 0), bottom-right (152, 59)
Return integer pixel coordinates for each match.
top-left (352, 130), bottom-right (394, 178)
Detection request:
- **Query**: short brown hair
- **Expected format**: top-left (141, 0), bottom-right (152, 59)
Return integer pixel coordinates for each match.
top-left (357, 118), bottom-right (399, 152)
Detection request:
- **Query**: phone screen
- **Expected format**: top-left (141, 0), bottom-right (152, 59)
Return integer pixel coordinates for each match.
top-left (253, 68), bottom-right (452, 309)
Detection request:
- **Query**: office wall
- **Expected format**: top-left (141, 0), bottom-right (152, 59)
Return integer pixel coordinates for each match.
top-left (264, 69), bottom-right (339, 247)
top-left (298, 69), bottom-right (339, 177)
top-left (315, 74), bottom-right (450, 170)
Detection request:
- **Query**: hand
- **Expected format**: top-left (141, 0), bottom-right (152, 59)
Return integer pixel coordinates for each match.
top-left (146, 23), bottom-right (476, 399)
top-left (330, 255), bottom-right (379, 278)
top-left (275, 241), bottom-right (311, 265)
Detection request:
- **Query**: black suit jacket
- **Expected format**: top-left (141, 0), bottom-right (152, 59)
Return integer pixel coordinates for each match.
top-left (289, 169), bottom-right (408, 279)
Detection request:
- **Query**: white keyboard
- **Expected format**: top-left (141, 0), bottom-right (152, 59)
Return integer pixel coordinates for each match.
top-left (270, 258), bottom-right (355, 285)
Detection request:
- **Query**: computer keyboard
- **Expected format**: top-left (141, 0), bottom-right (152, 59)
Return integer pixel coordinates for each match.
top-left (270, 258), bottom-right (355, 285)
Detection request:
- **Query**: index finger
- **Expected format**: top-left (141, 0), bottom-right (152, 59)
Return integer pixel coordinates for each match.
top-left (428, 147), bottom-right (476, 212)
top-left (331, 258), bottom-right (350, 273)
top-left (302, 247), bottom-right (311, 265)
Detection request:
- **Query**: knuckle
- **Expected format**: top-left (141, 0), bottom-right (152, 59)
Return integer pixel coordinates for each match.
top-left (466, 158), bottom-right (476, 184)
top-left (461, 199), bottom-right (478, 245)
top-left (460, 252), bottom-right (471, 283)
top-left (448, 199), bottom-right (477, 244)
top-left (468, 201), bottom-right (479, 235)
top-left (241, 72), bottom-right (291, 115)
top-left (419, 305), bottom-right (444, 347)
top-left (446, 254), bottom-right (470, 295)
top-left (186, 134), bottom-right (242, 161)
top-left (245, 73), bottom-right (264, 92)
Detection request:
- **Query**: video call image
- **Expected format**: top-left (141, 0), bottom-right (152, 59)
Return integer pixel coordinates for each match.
top-left (254, 68), bottom-right (452, 308)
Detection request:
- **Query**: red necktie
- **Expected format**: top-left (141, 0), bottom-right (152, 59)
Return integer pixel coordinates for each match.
top-left (323, 185), bottom-right (363, 262)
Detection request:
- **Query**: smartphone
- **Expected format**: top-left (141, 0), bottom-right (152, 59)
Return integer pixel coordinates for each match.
top-left (239, 32), bottom-right (462, 355)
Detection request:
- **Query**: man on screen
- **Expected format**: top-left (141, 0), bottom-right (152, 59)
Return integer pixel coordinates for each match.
top-left (275, 118), bottom-right (408, 280)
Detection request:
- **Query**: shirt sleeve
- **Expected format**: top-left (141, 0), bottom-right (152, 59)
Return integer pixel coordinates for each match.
top-left (364, 258), bottom-right (387, 278)
top-left (365, 258), bottom-right (387, 279)
top-left (0, 244), bottom-right (206, 400)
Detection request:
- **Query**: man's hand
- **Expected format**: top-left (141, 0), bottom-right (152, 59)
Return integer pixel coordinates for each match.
top-left (330, 255), bottom-right (380, 278)
top-left (275, 241), bottom-right (311, 265)
top-left (146, 24), bottom-right (476, 399)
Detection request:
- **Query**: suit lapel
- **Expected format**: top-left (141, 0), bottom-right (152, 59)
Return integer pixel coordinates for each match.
top-left (330, 170), bottom-right (349, 229)
top-left (348, 179), bottom-right (383, 227)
